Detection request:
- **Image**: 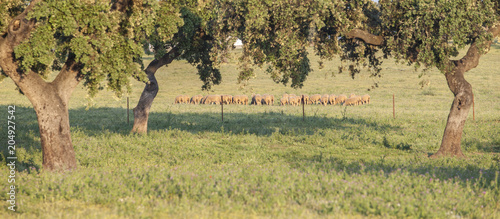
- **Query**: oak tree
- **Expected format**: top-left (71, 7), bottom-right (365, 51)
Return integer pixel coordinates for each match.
top-left (131, 0), bottom-right (229, 133)
top-left (0, 0), bottom-right (183, 171)
top-left (217, 0), bottom-right (499, 157)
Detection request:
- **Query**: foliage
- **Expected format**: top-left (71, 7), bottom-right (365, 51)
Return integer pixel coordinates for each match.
top-left (380, 0), bottom-right (497, 72)
top-left (0, 0), bottom-right (27, 82)
top-left (3, 0), bottom-right (498, 94)
top-left (0, 0), bottom-right (26, 34)
top-left (214, 0), bottom-right (499, 89)
top-left (0, 47), bottom-right (499, 217)
top-left (216, 0), bottom-right (318, 88)
top-left (1, 0), bottom-right (184, 98)
top-left (212, 0), bottom-right (385, 88)
top-left (142, 0), bottom-right (228, 91)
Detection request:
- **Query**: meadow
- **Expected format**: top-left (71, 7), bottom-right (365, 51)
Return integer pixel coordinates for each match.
top-left (0, 45), bottom-right (499, 218)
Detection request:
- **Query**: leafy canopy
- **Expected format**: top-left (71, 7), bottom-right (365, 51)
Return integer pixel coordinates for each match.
top-left (2, 0), bottom-right (499, 94)
top-left (2, 0), bottom-right (184, 98)
top-left (217, 0), bottom-right (498, 88)
top-left (380, 0), bottom-right (497, 71)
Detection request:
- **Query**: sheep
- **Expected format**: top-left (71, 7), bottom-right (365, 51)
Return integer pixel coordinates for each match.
top-left (232, 95), bottom-right (241, 104)
top-left (280, 94), bottom-right (289, 106)
top-left (355, 95), bottom-right (363, 105)
top-left (309, 94), bottom-right (322, 104)
top-left (190, 95), bottom-right (203, 104)
top-left (280, 96), bottom-right (288, 106)
top-left (201, 95), bottom-right (208, 104)
top-left (175, 95), bottom-right (189, 104)
top-left (328, 94), bottom-right (337, 105)
top-left (289, 94), bottom-right (301, 106)
top-left (361, 94), bottom-right (370, 104)
top-left (288, 96), bottom-right (300, 106)
top-left (336, 95), bottom-right (347, 105)
top-left (261, 94), bottom-right (274, 105)
top-left (174, 95), bottom-right (183, 104)
top-left (321, 94), bottom-right (329, 106)
top-left (241, 95), bottom-right (249, 105)
top-left (251, 94), bottom-right (262, 105)
top-left (343, 97), bottom-right (358, 106)
top-left (222, 95), bottom-right (233, 104)
top-left (204, 95), bottom-right (221, 105)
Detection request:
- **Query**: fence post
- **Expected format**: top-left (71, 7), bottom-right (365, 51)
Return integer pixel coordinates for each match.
top-left (127, 97), bottom-right (129, 124)
top-left (221, 95), bottom-right (224, 122)
top-left (302, 95), bottom-right (305, 121)
top-left (393, 94), bottom-right (395, 119)
top-left (472, 92), bottom-right (475, 121)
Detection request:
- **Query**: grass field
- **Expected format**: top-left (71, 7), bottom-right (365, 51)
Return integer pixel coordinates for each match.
top-left (0, 45), bottom-right (499, 218)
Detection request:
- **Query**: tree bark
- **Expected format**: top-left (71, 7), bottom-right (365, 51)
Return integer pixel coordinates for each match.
top-left (345, 29), bottom-right (384, 46)
top-left (33, 85), bottom-right (78, 170)
top-left (0, 48), bottom-right (81, 172)
top-left (431, 23), bottom-right (500, 157)
top-left (0, 0), bottom-right (82, 171)
top-left (431, 67), bottom-right (471, 157)
top-left (131, 48), bottom-right (181, 134)
top-left (346, 24), bottom-right (500, 157)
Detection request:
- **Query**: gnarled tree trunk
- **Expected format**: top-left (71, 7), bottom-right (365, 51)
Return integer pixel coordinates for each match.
top-left (32, 85), bottom-right (78, 170)
top-left (346, 25), bottom-right (500, 158)
top-left (432, 68), bottom-right (471, 157)
top-left (0, 0), bottom-right (82, 171)
top-left (431, 23), bottom-right (500, 157)
top-left (131, 48), bottom-right (180, 134)
top-left (0, 49), bottom-right (81, 171)
top-left (131, 68), bottom-right (160, 134)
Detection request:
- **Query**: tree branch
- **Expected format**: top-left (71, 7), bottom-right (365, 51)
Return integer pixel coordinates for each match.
top-left (6, 0), bottom-right (40, 46)
top-left (111, 0), bottom-right (132, 12)
top-left (0, 0), bottom-right (41, 86)
top-left (51, 56), bottom-right (83, 103)
top-left (345, 29), bottom-right (384, 46)
top-left (453, 22), bottom-right (500, 73)
top-left (145, 46), bottom-right (182, 74)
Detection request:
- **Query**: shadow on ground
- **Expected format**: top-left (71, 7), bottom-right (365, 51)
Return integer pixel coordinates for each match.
top-left (285, 149), bottom-right (500, 189)
top-left (1, 105), bottom-right (498, 173)
top-left (62, 106), bottom-right (400, 137)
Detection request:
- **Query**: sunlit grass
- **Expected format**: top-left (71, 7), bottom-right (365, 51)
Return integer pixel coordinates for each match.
top-left (0, 46), bottom-right (499, 218)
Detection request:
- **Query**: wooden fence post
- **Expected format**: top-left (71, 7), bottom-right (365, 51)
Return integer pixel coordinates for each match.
top-left (302, 95), bottom-right (305, 121)
top-left (221, 95), bottom-right (224, 122)
top-left (393, 94), bottom-right (395, 119)
top-left (127, 97), bottom-right (129, 124)
top-left (472, 92), bottom-right (475, 121)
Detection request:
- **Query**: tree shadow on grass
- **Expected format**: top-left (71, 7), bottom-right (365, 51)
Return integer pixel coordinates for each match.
top-left (0, 106), bottom-right (40, 172)
top-left (286, 152), bottom-right (500, 190)
top-left (146, 110), bottom-right (398, 137)
top-left (491, 41), bottom-right (500, 50)
top-left (2, 105), bottom-right (498, 173)
top-left (1, 105), bottom-right (398, 169)
top-left (61, 105), bottom-right (401, 137)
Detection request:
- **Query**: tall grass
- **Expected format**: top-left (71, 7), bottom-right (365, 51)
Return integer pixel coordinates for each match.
top-left (0, 47), bottom-right (499, 218)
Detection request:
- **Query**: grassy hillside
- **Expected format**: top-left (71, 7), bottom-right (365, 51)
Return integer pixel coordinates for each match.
top-left (0, 45), bottom-right (499, 218)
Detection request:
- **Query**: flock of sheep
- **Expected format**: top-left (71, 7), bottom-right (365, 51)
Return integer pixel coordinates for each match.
top-left (175, 93), bottom-right (370, 106)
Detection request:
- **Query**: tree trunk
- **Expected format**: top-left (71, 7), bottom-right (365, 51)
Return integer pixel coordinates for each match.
top-left (33, 87), bottom-right (78, 170)
top-left (1, 58), bottom-right (81, 171)
top-left (431, 67), bottom-right (472, 158)
top-left (131, 69), bottom-right (159, 133)
top-left (0, 0), bottom-right (82, 171)
top-left (131, 48), bottom-right (180, 134)
top-left (431, 23), bottom-right (500, 158)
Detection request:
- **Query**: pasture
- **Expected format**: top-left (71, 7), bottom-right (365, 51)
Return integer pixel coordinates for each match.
top-left (0, 46), bottom-right (499, 218)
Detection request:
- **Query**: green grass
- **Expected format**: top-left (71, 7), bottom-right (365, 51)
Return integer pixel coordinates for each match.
top-left (0, 47), bottom-right (499, 218)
